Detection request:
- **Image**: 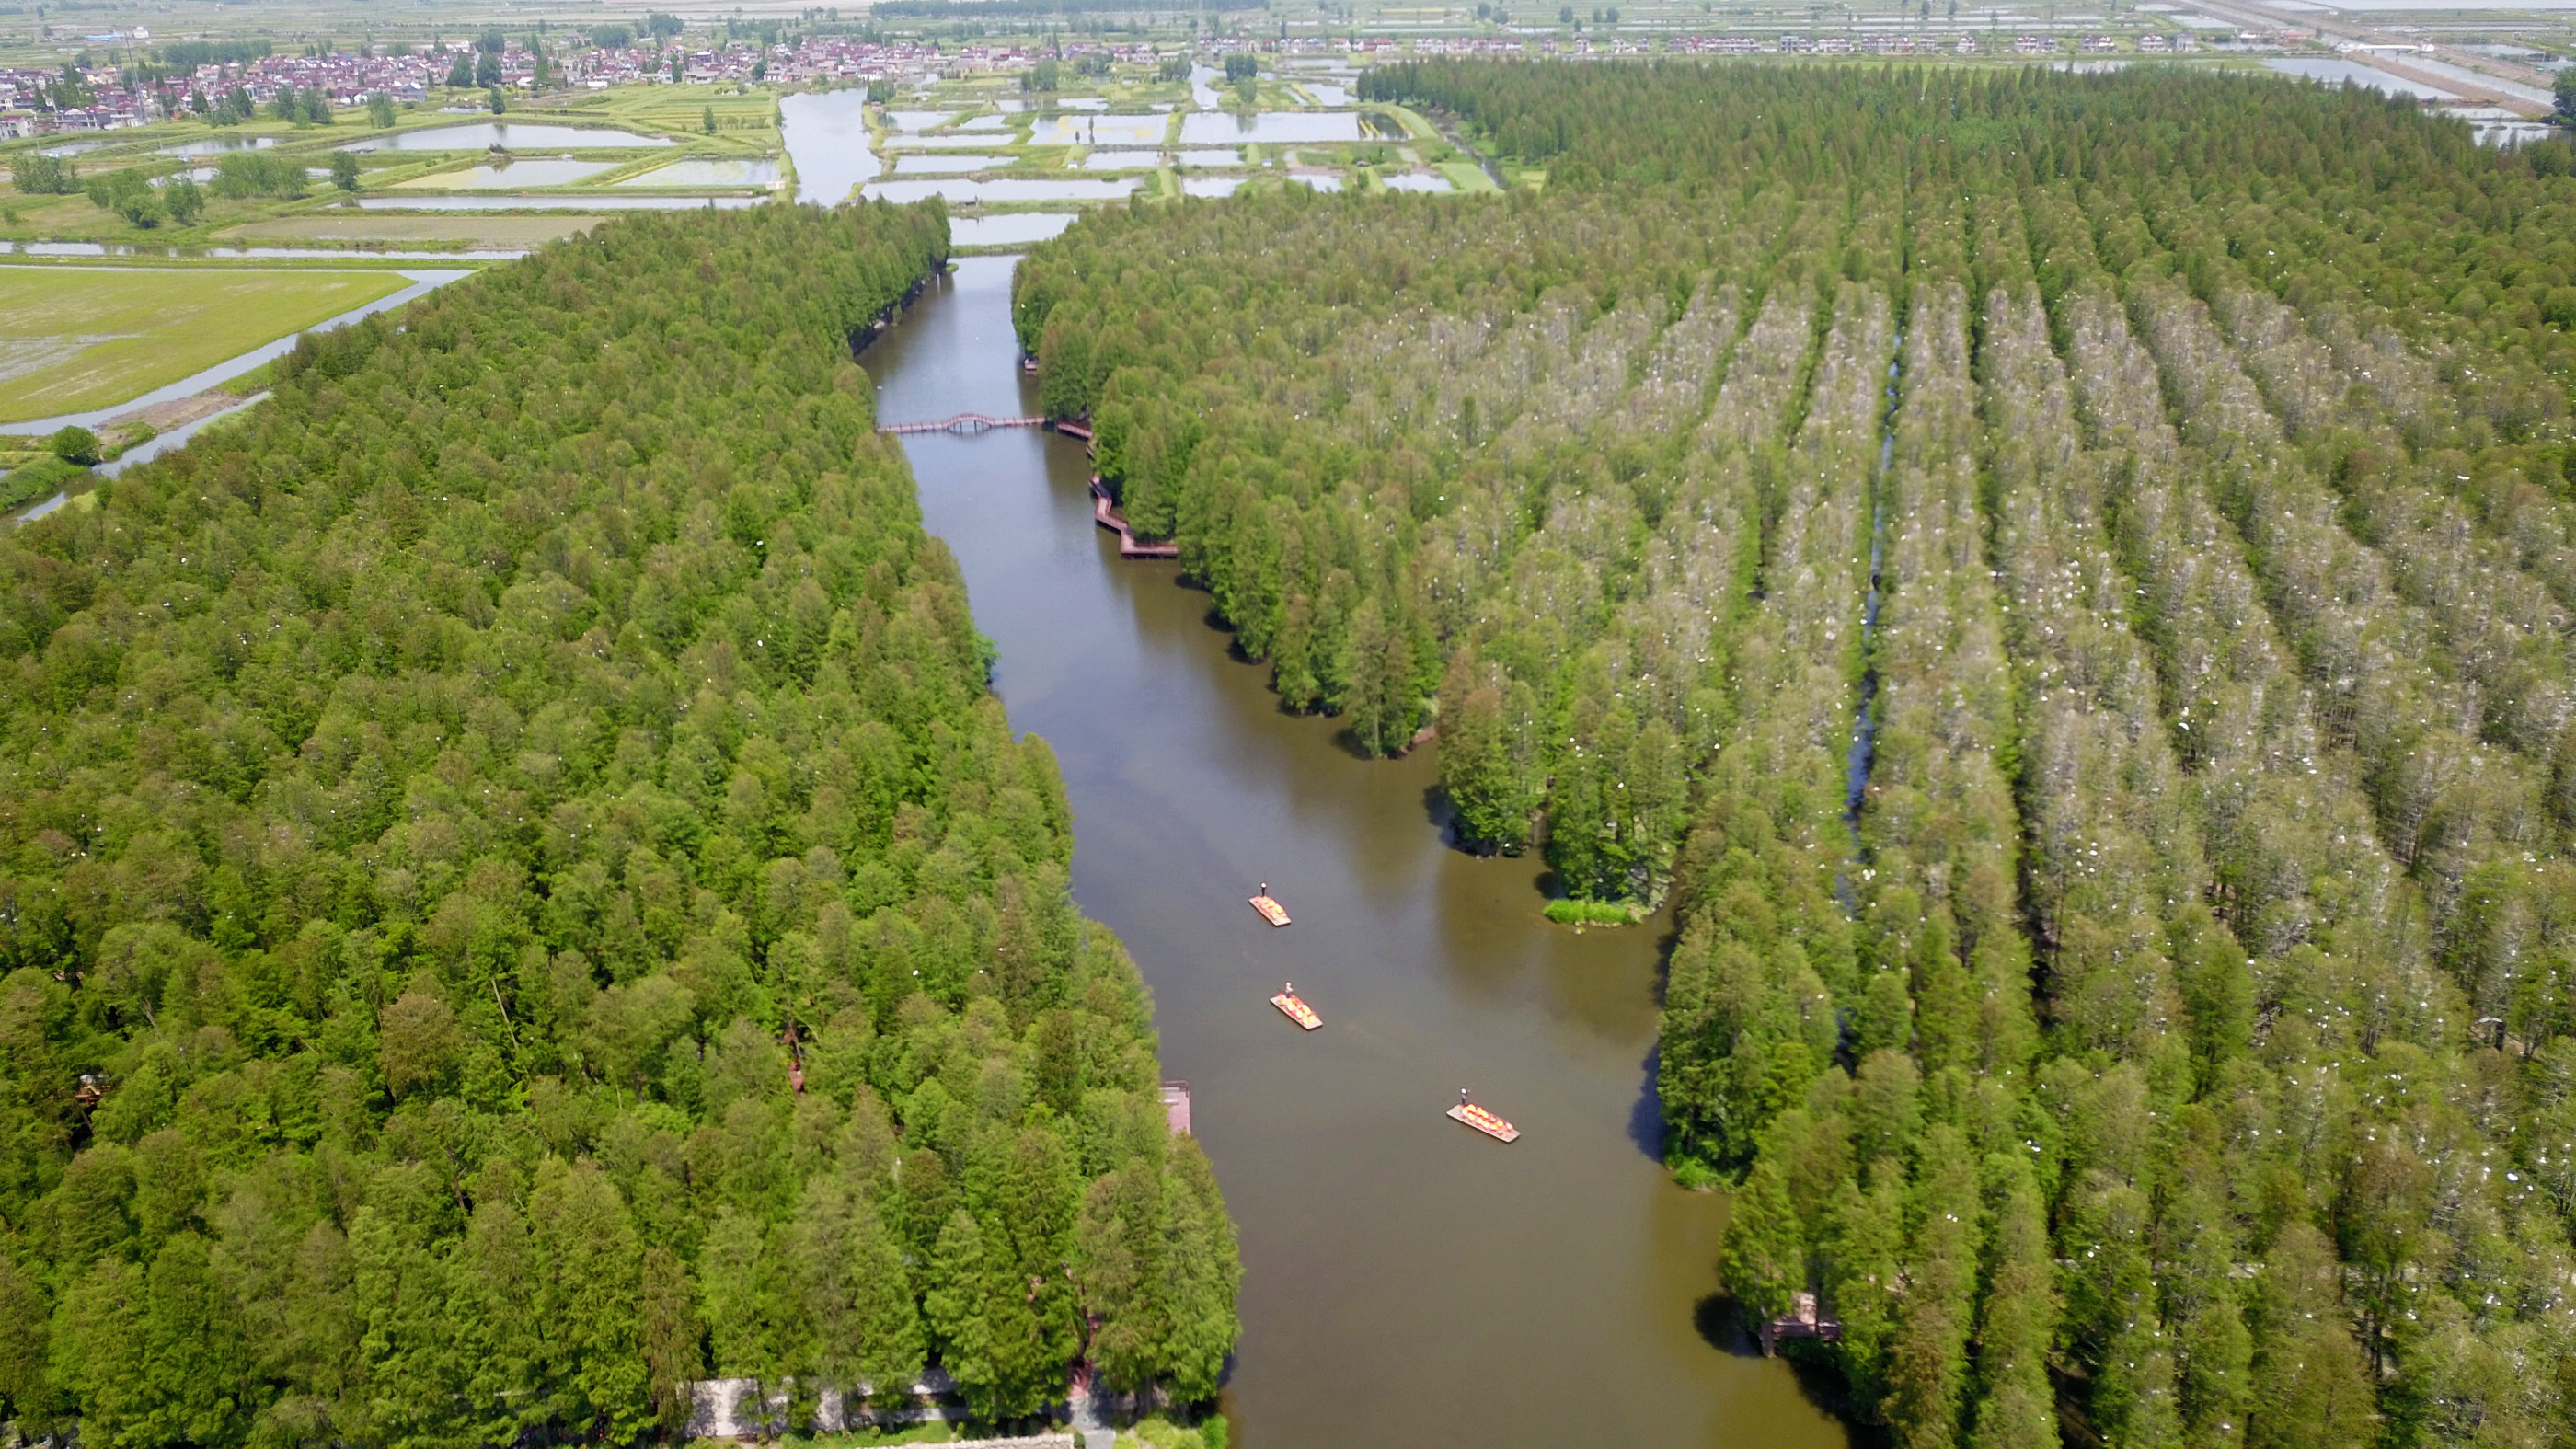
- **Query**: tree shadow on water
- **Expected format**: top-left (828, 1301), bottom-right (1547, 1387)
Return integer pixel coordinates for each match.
top-left (1628, 1043), bottom-right (1664, 1161)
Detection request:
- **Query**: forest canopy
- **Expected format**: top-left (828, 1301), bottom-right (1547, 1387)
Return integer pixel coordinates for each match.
top-left (0, 201), bottom-right (1238, 1447)
top-left (1016, 63), bottom-right (2576, 1449)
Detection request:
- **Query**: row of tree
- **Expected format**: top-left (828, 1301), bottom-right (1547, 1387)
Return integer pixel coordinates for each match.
top-left (0, 201), bottom-right (1238, 1447)
top-left (1018, 63), bottom-right (2576, 1447)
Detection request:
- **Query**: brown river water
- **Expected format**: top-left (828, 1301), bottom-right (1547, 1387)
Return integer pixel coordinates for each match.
top-left (867, 256), bottom-right (1851, 1449)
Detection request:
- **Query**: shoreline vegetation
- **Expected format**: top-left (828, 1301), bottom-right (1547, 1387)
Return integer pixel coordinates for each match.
top-left (0, 201), bottom-right (1239, 1447)
top-left (1018, 63), bottom-right (2576, 1448)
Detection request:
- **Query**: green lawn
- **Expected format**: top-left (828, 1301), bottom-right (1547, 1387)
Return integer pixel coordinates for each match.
top-left (1438, 159), bottom-right (1501, 192)
top-left (0, 266), bottom-right (409, 422)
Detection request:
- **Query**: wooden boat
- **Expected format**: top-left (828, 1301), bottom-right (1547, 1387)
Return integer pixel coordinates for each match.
top-left (1447, 1099), bottom-right (1521, 1143)
top-left (1271, 986), bottom-right (1321, 1030)
top-left (1249, 893), bottom-right (1291, 926)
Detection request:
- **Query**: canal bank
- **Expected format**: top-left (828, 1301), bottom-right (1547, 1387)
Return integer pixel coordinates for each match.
top-left (863, 255), bottom-right (1850, 1449)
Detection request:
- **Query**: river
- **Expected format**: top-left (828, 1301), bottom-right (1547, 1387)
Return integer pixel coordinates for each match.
top-left (864, 257), bottom-right (1851, 1448)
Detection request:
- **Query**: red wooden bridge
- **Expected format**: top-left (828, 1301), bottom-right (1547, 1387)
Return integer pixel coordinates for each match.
top-left (878, 412), bottom-right (1047, 435)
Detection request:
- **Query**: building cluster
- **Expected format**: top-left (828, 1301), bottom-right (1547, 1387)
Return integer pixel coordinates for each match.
top-left (0, 19), bottom-right (2237, 139)
top-left (0, 66), bottom-right (157, 132)
top-left (0, 31), bottom-right (972, 136)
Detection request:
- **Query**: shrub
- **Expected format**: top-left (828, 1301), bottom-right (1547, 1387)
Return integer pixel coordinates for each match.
top-left (48, 426), bottom-right (99, 466)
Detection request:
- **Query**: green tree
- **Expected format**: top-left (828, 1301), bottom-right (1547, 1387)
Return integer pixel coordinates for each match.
top-left (923, 1209), bottom-right (1006, 1415)
top-left (331, 151), bottom-right (362, 190)
top-left (161, 177), bottom-right (203, 225)
top-left (1074, 1159), bottom-right (1168, 1395)
top-left (0, 1255), bottom-right (57, 1435)
top-left (367, 92), bottom-right (398, 127)
top-left (1340, 598), bottom-right (1415, 757)
top-left (528, 1159), bottom-right (650, 1442)
top-left (48, 426), bottom-right (98, 465)
top-left (638, 1247), bottom-right (704, 1436)
top-left (1435, 650), bottom-right (1535, 852)
top-left (1157, 1139), bottom-right (1239, 1402)
top-left (378, 990), bottom-right (463, 1100)
top-left (698, 1209), bottom-right (798, 1435)
top-left (786, 1176), bottom-right (923, 1407)
top-left (2558, 66), bottom-right (2576, 122)
top-left (703, 104), bottom-right (718, 134)
top-left (82, 167), bottom-right (163, 227)
top-left (10, 153), bottom-right (77, 194)
top-left (1719, 1150), bottom-right (1804, 1331)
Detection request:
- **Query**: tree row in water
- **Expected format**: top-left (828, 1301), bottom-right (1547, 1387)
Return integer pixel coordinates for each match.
top-left (1016, 63), bottom-right (2576, 1448)
top-left (0, 202), bottom-right (1240, 1448)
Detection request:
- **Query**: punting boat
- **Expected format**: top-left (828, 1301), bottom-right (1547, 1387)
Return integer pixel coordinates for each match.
top-left (1447, 1093), bottom-right (1521, 1144)
top-left (1248, 884), bottom-right (1291, 926)
top-left (1271, 983), bottom-right (1322, 1029)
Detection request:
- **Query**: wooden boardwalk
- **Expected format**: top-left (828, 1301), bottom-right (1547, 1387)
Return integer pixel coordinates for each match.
top-left (1092, 477), bottom-right (1179, 559)
top-left (882, 407), bottom-right (1176, 560)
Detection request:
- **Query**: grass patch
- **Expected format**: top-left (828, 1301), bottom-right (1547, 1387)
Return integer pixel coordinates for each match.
top-left (0, 454), bottom-right (87, 512)
top-left (0, 266), bottom-right (409, 422)
top-left (1668, 1155), bottom-right (1726, 1191)
top-left (1376, 104), bottom-right (1443, 141)
top-left (1437, 160), bottom-right (1501, 192)
top-left (1118, 1414), bottom-right (1230, 1449)
top-left (1544, 897), bottom-right (1644, 926)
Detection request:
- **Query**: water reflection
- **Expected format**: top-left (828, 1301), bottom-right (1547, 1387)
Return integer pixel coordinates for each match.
top-left (1029, 113), bottom-right (1169, 146)
top-left (861, 177), bottom-right (1138, 202)
top-left (615, 157), bottom-right (780, 187)
top-left (394, 158), bottom-right (615, 189)
top-left (779, 89), bottom-right (884, 204)
top-left (892, 154), bottom-right (1018, 174)
top-left (948, 212), bottom-right (1078, 246)
top-left (339, 122), bottom-right (675, 151)
top-left (156, 135), bottom-right (278, 155)
top-left (1180, 110), bottom-right (1367, 144)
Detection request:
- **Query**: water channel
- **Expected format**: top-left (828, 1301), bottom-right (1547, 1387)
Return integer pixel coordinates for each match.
top-left (865, 257), bottom-right (1850, 1449)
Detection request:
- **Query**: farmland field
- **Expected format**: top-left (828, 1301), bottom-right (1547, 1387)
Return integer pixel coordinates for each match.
top-left (0, 265), bottom-right (409, 420)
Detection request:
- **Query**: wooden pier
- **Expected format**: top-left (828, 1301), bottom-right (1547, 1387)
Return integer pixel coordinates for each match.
top-left (1159, 1080), bottom-right (1192, 1135)
top-left (1758, 1292), bottom-right (1843, 1356)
